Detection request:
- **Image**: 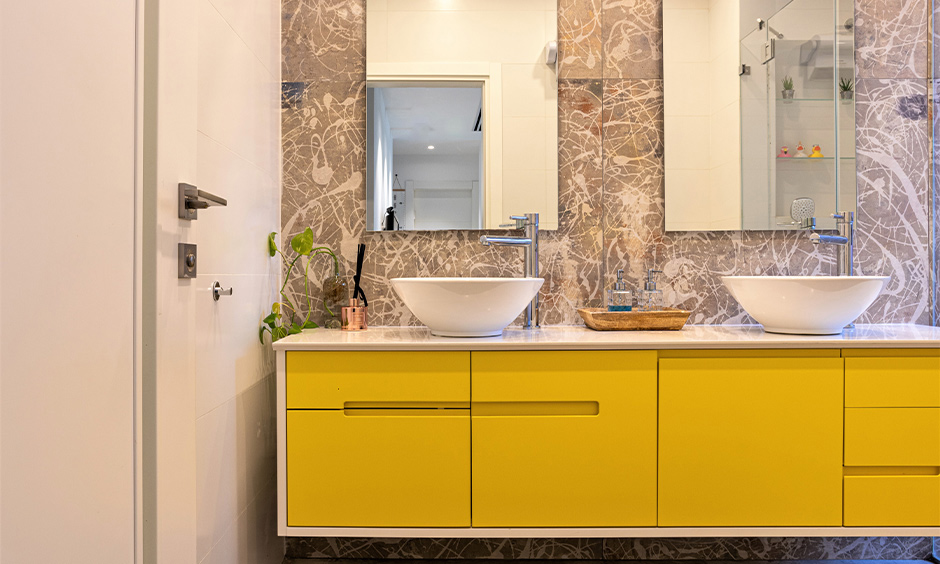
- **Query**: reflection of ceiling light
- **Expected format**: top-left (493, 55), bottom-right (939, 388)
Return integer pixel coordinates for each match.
top-left (427, 145), bottom-right (435, 150)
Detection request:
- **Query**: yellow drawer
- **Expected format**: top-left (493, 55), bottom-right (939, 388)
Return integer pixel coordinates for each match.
top-left (845, 408), bottom-right (940, 466)
top-left (286, 351), bottom-right (470, 409)
top-left (845, 474), bottom-right (940, 526)
top-left (287, 409), bottom-right (471, 527)
top-left (844, 353), bottom-right (940, 407)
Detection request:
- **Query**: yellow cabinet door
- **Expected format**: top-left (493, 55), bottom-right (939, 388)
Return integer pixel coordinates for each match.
top-left (286, 351), bottom-right (471, 527)
top-left (470, 351), bottom-right (658, 527)
top-left (287, 409), bottom-right (470, 527)
top-left (659, 354), bottom-right (844, 526)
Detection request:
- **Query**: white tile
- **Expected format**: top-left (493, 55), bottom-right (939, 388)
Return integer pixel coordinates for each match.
top-left (708, 46), bottom-right (739, 114)
top-left (198, 0), bottom-right (279, 175)
top-left (502, 169), bottom-right (549, 218)
top-left (708, 101), bottom-right (740, 166)
top-left (193, 133), bottom-right (278, 276)
top-left (199, 480), bottom-right (282, 564)
top-left (709, 160), bottom-right (741, 225)
top-left (663, 7), bottom-right (710, 63)
top-left (503, 116), bottom-right (547, 170)
top-left (386, 10), bottom-right (548, 64)
top-left (665, 116), bottom-right (709, 170)
top-left (196, 398), bottom-right (239, 563)
top-left (664, 62), bottom-right (709, 117)
top-left (664, 0), bottom-right (709, 10)
top-left (388, 0), bottom-right (549, 11)
top-left (707, 0), bottom-right (736, 53)
top-left (503, 64), bottom-right (552, 117)
top-left (205, 0), bottom-right (279, 76)
top-left (237, 377), bottom-right (278, 506)
top-left (665, 169), bottom-right (710, 230)
top-left (368, 0), bottom-right (388, 11)
top-left (194, 274), bottom-right (277, 418)
top-left (366, 8), bottom-right (388, 64)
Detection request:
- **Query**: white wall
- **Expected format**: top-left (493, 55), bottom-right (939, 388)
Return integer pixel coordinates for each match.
top-left (144, 0), bottom-right (282, 561)
top-left (368, 89), bottom-right (394, 230)
top-left (396, 154), bottom-right (481, 230)
top-left (367, 0), bottom-right (558, 229)
top-left (1, 1), bottom-right (137, 562)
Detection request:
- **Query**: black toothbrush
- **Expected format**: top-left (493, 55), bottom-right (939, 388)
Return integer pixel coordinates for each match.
top-left (352, 243), bottom-right (367, 307)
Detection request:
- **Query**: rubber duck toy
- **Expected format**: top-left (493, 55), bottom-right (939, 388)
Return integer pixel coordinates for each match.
top-left (809, 144), bottom-right (824, 158)
top-left (794, 142), bottom-right (807, 158)
top-left (777, 146), bottom-right (792, 158)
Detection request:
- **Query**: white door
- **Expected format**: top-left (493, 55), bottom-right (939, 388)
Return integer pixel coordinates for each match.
top-left (0, 1), bottom-right (138, 563)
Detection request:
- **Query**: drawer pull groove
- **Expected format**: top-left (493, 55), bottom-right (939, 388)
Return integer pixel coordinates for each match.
top-left (844, 466), bottom-right (940, 476)
top-left (471, 401), bottom-right (599, 416)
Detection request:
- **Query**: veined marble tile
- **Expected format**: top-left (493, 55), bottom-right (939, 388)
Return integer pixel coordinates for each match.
top-left (281, 79), bottom-right (367, 327)
top-left (602, 536), bottom-right (934, 560)
top-left (602, 0), bottom-right (663, 79)
top-left (602, 78), bottom-right (665, 295)
top-left (285, 537), bottom-right (605, 559)
top-left (559, 0), bottom-right (603, 79)
top-left (855, 78), bottom-right (931, 324)
top-left (933, 79), bottom-right (940, 325)
top-left (540, 79), bottom-right (606, 324)
top-left (856, 0), bottom-right (929, 79)
top-left (282, 0), bottom-right (365, 82)
top-left (284, 536), bottom-right (933, 560)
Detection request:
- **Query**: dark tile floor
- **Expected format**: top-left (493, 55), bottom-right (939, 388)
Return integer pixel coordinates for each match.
top-left (283, 557), bottom-right (932, 564)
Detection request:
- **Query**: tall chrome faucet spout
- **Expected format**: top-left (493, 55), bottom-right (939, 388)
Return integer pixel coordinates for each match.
top-left (479, 213), bottom-right (540, 329)
top-left (803, 211), bottom-right (854, 276)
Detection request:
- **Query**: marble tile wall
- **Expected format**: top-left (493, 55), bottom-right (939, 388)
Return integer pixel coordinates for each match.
top-left (280, 0), bottom-right (935, 556)
top-left (284, 536), bottom-right (934, 560)
top-left (282, 0), bottom-right (933, 328)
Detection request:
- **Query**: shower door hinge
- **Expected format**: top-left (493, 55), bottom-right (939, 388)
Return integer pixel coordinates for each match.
top-left (762, 39), bottom-right (776, 64)
top-left (739, 64), bottom-right (751, 76)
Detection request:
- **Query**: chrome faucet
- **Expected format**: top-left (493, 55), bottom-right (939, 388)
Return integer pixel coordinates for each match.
top-left (480, 213), bottom-right (540, 328)
top-left (801, 211), bottom-right (854, 276)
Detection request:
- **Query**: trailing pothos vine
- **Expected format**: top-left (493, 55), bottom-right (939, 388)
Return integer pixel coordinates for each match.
top-left (260, 227), bottom-right (339, 343)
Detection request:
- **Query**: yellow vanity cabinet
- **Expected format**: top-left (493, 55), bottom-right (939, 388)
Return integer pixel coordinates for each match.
top-left (470, 351), bottom-right (658, 527)
top-left (658, 351), bottom-right (844, 527)
top-left (842, 349), bottom-right (940, 527)
top-left (285, 351), bottom-right (471, 527)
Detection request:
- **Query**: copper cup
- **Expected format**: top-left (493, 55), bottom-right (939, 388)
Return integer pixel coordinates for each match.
top-left (341, 299), bottom-right (368, 331)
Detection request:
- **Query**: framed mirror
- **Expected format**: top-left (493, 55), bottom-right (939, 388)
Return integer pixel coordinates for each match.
top-left (663, 0), bottom-right (856, 231)
top-left (365, 0), bottom-right (559, 231)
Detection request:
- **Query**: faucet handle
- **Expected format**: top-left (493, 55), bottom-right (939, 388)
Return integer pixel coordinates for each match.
top-left (499, 216), bottom-right (528, 229)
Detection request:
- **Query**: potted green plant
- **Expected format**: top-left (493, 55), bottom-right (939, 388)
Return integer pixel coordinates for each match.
top-left (260, 227), bottom-right (342, 343)
top-left (839, 77), bottom-right (854, 100)
top-left (781, 75), bottom-right (794, 99)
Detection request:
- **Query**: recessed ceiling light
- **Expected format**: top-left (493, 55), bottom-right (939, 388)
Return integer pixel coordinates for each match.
top-left (427, 145), bottom-right (435, 150)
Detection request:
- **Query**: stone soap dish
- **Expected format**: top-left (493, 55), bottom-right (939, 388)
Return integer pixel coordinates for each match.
top-left (577, 307), bottom-right (691, 331)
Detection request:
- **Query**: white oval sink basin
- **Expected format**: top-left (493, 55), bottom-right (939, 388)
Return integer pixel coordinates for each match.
top-left (721, 276), bottom-right (890, 335)
top-left (390, 277), bottom-right (544, 337)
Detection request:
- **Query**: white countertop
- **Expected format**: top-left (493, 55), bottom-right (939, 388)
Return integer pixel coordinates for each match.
top-left (272, 323), bottom-right (940, 351)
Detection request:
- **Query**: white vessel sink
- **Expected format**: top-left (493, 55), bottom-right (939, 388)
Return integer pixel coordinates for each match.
top-left (390, 277), bottom-right (544, 337)
top-left (721, 276), bottom-right (890, 335)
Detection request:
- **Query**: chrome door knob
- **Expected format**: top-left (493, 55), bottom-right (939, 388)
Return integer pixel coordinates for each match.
top-left (212, 281), bottom-right (233, 301)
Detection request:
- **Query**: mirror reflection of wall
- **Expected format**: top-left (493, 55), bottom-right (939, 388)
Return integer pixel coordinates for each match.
top-left (663, 0), bottom-right (855, 232)
top-left (365, 0), bottom-right (558, 232)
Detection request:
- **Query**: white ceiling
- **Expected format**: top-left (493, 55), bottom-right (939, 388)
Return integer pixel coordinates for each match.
top-left (378, 86), bottom-right (483, 156)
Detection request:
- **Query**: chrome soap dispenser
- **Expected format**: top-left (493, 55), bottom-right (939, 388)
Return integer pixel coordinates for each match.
top-left (638, 269), bottom-right (664, 311)
top-left (607, 269), bottom-right (634, 312)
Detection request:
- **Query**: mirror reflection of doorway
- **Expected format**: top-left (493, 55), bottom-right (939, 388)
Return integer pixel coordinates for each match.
top-left (367, 84), bottom-right (484, 231)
